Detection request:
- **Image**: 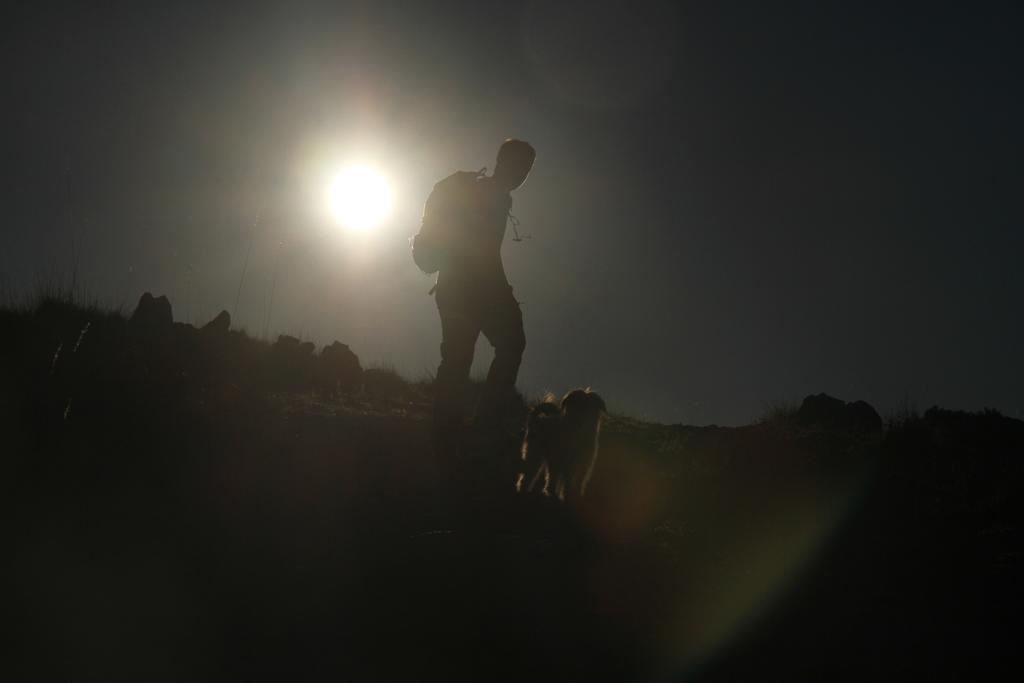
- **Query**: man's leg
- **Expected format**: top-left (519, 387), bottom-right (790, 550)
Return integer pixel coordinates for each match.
top-left (473, 286), bottom-right (526, 495)
top-left (479, 285), bottom-right (526, 426)
top-left (432, 303), bottom-right (480, 485)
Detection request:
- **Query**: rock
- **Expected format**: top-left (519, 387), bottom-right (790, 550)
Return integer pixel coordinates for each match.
top-left (274, 335), bottom-right (303, 352)
top-left (846, 400), bottom-right (884, 434)
top-left (130, 292), bottom-right (173, 328)
top-left (271, 334), bottom-right (316, 389)
top-left (171, 321), bottom-right (198, 338)
top-left (318, 341), bottom-right (363, 396)
top-left (202, 310), bottom-right (231, 335)
top-left (798, 393), bottom-right (883, 435)
top-left (362, 367), bottom-right (411, 400)
top-left (273, 335), bottom-right (315, 356)
top-left (798, 393), bottom-right (846, 426)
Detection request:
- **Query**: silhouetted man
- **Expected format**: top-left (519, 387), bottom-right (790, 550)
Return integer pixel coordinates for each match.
top-left (422, 139), bottom-right (536, 480)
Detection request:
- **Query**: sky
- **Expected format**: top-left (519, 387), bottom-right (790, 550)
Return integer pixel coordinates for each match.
top-left (3, 0), bottom-right (1022, 425)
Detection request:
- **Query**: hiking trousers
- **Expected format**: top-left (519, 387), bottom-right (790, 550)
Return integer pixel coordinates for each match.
top-left (432, 282), bottom-right (525, 461)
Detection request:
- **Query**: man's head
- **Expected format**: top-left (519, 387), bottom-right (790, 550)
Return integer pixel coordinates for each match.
top-left (493, 138), bottom-right (536, 191)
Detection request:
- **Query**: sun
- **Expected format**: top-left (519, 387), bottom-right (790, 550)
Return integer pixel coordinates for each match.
top-left (327, 165), bottom-right (394, 229)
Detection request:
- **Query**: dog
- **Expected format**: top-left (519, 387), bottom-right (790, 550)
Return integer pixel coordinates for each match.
top-left (516, 388), bottom-right (607, 501)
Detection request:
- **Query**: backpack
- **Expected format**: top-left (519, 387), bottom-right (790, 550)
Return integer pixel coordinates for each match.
top-left (411, 169), bottom-right (485, 275)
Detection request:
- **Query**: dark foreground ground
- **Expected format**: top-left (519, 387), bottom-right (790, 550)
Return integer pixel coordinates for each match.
top-left (5, 299), bottom-right (1023, 681)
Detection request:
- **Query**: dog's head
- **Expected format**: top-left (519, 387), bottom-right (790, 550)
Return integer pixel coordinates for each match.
top-left (560, 388), bottom-right (607, 424)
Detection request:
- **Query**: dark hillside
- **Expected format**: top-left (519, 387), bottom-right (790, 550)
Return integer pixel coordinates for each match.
top-left (5, 296), bottom-right (1023, 681)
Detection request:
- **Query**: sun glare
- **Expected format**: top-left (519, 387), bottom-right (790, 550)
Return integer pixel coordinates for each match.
top-left (327, 165), bottom-right (394, 229)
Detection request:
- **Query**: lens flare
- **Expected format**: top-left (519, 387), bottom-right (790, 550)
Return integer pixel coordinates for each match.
top-left (327, 165), bottom-right (394, 229)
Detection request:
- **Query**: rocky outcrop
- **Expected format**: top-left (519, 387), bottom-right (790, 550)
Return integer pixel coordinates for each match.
top-left (65, 293), bottom-right (384, 398)
top-left (797, 393), bottom-right (883, 435)
top-left (317, 341), bottom-right (363, 396)
top-left (271, 334), bottom-right (317, 389)
top-left (202, 310), bottom-right (231, 335)
top-left (130, 292), bottom-right (172, 329)
top-left (274, 335), bottom-right (315, 357)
